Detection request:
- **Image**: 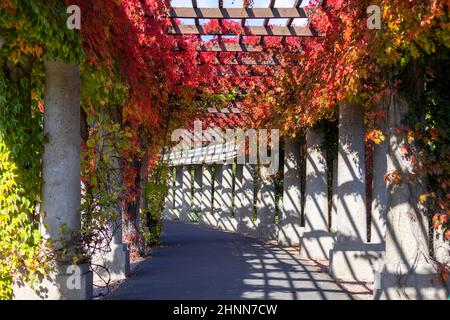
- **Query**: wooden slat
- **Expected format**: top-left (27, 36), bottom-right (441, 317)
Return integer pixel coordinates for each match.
top-left (216, 71), bottom-right (278, 77)
top-left (196, 42), bottom-right (302, 52)
top-left (288, 0), bottom-right (304, 27)
top-left (217, 64), bottom-right (281, 71)
top-left (169, 25), bottom-right (315, 37)
top-left (167, 7), bottom-right (307, 19)
top-left (261, 0), bottom-right (277, 46)
top-left (197, 43), bottom-right (264, 52)
top-left (199, 54), bottom-right (282, 65)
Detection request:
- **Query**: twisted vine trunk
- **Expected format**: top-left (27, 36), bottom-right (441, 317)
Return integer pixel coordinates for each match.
top-left (109, 105), bottom-right (124, 245)
top-left (125, 150), bottom-right (150, 256)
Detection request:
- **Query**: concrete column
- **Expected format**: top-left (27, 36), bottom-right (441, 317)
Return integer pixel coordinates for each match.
top-left (300, 129), bottom-right (334, 260)
top-left (374, 94), bottom-right (448, 300)
top-left (236, 164), bottom-right (257, 237)
top-left (371, 110), bottom-right (388, 245)
top-left (330, 102), bottom-right (382, 282)
top-left (218, 164), bottom-right (237, 231)
top-left (180, 165), bottom-right (192, 222)
top-left (173, 166), bottom-right (183, 220)
top-left (335, 102), bottom-right (367, 243)
top-left (15, 59), bottom-right (92, 299)
top-left (222, 164), bottom-right (234, 215)
top-left (256, 166), bottom-right (277, 241)
top-left (330, 159), bottom-right (338, 233)
top-left (212, 164), bottom-right (224, 227)
top-left (199, 165), bottom-right (215, 226)
top-left (192, 165), bottom-right (202, 215)
top-left (278, 137), bottom-right (303, 247)
top-left (163, 167), bottom-right (176, 220)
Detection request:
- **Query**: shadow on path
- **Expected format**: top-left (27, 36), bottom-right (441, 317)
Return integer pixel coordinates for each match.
top-left (109, 220), bottom-right (363, 300)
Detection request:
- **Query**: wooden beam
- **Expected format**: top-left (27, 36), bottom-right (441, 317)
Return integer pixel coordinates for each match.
top-left (288, 0), bottom-right (304, 27)
top-left (214, 66), bottom-right (278, 76)
top-left (197, 43), bottom-right (264, 52)
top-left (216, 71), bottom-right (278, 77)
top-left (198, 54), bottom-right (282, 65)
top-left (214, 75), bottom-right (275, 78)
top-left (167, 7), bottom-right (307, 19)
top-left (196, 42), bottom-right (302, 53)
top-left (261, 0), bottom-right (277, 46)
top-left (169, 25), bottom-right (315, 37)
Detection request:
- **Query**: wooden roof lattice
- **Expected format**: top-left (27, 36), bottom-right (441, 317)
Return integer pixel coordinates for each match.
top-left (198, 52), bottom-right (281, 65)
top-left (166, 0), bottom-right (314, 60)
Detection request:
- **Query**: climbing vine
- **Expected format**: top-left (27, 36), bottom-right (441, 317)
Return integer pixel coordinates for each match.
top-left (0, 63), bottom-right (48, 299)
top-left (141, 162), bottom-right (170, 248)
top-left (0, 0), bottom-right (84, 299)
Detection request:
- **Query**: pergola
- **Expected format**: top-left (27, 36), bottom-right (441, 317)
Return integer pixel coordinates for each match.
top-left (165, 0), bottom-right (313, 129)
top-left (10, 0), bottom-right (447, 302)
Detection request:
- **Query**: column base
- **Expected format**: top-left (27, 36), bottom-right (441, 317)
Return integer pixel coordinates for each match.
top-left (299, 231), bottom-right (334, 260)
top-left (179, 211), bottom-right (191, 222)
top-left (374, 263), bottom-right (449, 300)
top-left (237, 217), bottom-right (258, 238)
top-left (13, 263), bottom-right (93, 300)
top-left (278, 224), bottom-right (303, 247)
top-left (93, 243), bottom-right (130, 282)
top-left (218, 215), bottom-right (238, 232)
top-left (329, 243), bottom-right (384, 282)
top-left (187, 211), bottom-right (200, 222)
top-left (163, 209), bottom-right (179, 220)
top-left (199, 212), bottom-right (220, 228)
top-left (257, 222), bottom-right (278, 241)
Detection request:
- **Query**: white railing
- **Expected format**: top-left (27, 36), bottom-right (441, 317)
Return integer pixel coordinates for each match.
top-left (163, 141), bottom-right (237, 166)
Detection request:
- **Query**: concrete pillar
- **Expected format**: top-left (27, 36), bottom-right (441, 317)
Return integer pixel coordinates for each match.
top-left (374, 94), bottom-right (448, 300)
top-left (212, 164), bottom-right (224, 227)
top-left (278, 137), bottom-right (303, 247)
top-left (256, 166), bottom-right (277, 241)
top-left (199, 165), bottom-right (215, 226)
top-left (371, 111), bottom-right (388, 245)
top-left (330, 102), bottom-right (382, 282)
top-left (236, 164), bottom-right (257, 237)
top-left (163, 167), bottom-right (176, 220)
top-left (15, 59), bottom-right (92, 299)
top-left (192, 165), bottom-right (202, 216)
top-left (331, 159), bottom-right (338, 233)
top-left (300, 129), bottom-right (334, 260)
top-left (222, 164), bottom-right (234, 215)
top-left (180, 165), bottom-right (192, 222)
top-left (173, 166), bottom-right (183, 220)
top-left (218, 164), bottom-right (237, 231)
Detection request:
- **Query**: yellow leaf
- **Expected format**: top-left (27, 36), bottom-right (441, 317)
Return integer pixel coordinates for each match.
top-left (419, 194), bottom-right (428, 203)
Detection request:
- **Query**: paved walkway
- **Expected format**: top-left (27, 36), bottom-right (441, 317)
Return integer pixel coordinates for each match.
top-left (109, 220), bottom-right (367, 300)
